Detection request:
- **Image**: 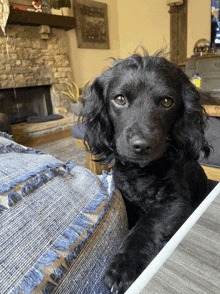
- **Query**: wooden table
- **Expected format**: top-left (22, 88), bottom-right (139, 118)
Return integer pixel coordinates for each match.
top-left (204, 104), bottom-right (220, 117)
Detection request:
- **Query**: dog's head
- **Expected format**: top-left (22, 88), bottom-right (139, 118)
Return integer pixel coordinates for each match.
top-left (82, 54), bottom-right (210, 165)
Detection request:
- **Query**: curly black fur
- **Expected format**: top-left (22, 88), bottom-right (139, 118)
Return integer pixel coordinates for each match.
top-left (82, 53), bottom-right (211, 293)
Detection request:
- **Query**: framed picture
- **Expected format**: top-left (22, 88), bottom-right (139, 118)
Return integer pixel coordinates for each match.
top-left (74, 0), bottom-right (109, 49)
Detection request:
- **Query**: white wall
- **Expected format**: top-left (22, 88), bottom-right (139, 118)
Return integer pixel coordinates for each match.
top-left (117, 0), bottom-right (170, 59)
top-left (116, 0), bottom-right (212, 60)
top-left (187, 0), bottom-right (211, 57)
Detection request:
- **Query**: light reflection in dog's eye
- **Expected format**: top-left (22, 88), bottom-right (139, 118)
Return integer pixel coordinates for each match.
top-left (114, 95), bottom-right (127, 106)
top-left (159, 97), bottom-right (173, 108)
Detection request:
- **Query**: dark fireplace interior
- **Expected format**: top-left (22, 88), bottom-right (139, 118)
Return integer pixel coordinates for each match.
top-left (0, 85), bottom-right (53, 124)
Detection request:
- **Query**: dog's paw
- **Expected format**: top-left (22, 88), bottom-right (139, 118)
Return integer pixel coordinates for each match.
top-left (105, 270), bottom-right (133, 294)
top-left (104, 253), bottom-right (145, 294)
top-left (104, 265), bottom-right (133, 293)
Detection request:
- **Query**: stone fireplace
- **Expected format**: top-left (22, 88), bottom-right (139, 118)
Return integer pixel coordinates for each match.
top-left (0, 24), bottom-right (73, 116)
top-left (0, 24), bottom-right (77, 146)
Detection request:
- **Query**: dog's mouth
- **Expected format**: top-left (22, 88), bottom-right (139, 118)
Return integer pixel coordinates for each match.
top-left (138, 162), bottom-right (148, 167)
top-left (117, 144), bottom-right (168, 167)
top-left (118, 153), bottom-right (162, 167)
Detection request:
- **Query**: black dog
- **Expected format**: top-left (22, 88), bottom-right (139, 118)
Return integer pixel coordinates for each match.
top-left (82, 53), bottom-right (210, 293)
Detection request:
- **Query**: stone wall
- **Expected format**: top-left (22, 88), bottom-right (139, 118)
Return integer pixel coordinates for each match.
top-left (0, 24), bottom-right (74, 114)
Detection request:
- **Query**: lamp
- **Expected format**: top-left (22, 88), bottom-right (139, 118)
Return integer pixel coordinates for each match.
top-left (167, 0), bottom-right (183, 6)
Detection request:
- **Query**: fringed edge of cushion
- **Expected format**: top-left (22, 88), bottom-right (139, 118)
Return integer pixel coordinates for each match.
top-left (0, 143), bottom-right (44, 155)
top-left (0, 160), bottom-right (74, 194)
top-left (0, 132), bottom-right (14, 141)
top-left (1, 161), bottom-right (76, 211)
top-left (10, 169), bottom-right (115, 294)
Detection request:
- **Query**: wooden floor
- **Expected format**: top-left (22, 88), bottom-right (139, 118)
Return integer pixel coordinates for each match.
top-left (36, 136), bottom-right (87, 168)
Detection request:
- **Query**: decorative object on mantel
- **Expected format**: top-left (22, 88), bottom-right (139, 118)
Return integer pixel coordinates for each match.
top-left (41, 0), bottom-right (50, 13)
top-left (31, 0), bottom-right (42, 12)
top-left (58, 0), bottom-right (71, 16)
top-left (74, 0), bottom-right (110, 49)
top-left (51, 6), bottom-right (61, 14)
top-left (9, 0), bottom-right (35, 11)
top-left (50, 8), bottom-right (62, 15)
top-left (0, 0), bottom-right (9, 36)
top-left (12, 6), bottom-right (27, 10)
top-left (51, 0), bottom-right (59, 9)
top-left (51, 0), bottom-right (61, 14)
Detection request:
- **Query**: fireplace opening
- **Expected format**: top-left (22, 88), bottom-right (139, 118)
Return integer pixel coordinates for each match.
top-left (0, 85), bottom-right (53, 124)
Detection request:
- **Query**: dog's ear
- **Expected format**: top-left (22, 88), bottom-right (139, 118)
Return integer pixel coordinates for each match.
top-left (173, 78), bottom-right (210, 160)
top-left (81, 76), bottom-right (115, 164)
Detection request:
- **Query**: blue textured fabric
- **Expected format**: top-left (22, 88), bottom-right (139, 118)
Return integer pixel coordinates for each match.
top-left (0, 132), bottom-right (14, 140)
top-left (0, 133), bottom-right (128, 294)
top-left (0, 153), bottom-right (64, 193)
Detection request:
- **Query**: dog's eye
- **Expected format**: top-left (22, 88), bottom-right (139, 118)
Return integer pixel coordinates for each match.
top-left (114, 95), bottom-right (127, 106)
top-left (159, 97), bottom-right (173, 108)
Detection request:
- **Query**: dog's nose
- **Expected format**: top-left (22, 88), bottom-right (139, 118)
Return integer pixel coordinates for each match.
top-left (130, 135), bottom-right (152, 152)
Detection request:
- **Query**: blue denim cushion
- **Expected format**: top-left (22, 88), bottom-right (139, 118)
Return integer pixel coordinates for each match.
top-left (0, 132), bottom-right (128, 294)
